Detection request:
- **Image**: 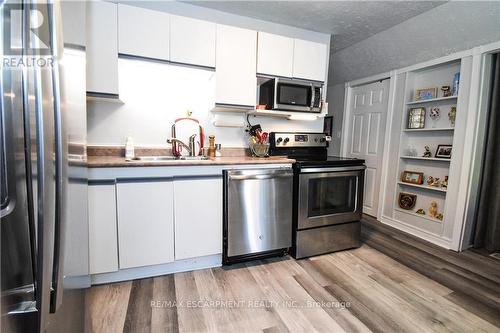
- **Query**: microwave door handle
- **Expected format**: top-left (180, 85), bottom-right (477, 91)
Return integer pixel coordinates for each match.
top-left (310, 85), bottom-right (315, 109)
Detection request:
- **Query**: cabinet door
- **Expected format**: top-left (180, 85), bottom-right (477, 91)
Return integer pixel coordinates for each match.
top-left (257, 32), bottom-right (293, 77)
top-left (88, 184), bottom-right (118, 274)
top-left (215, 25), bottom-right (257, 107)
top-left (118, 4), bottom-right (170, 61)
top-left (292, 39), bottom-right (327, 82)
top-left (61, 1), bottom-right (85, 47)
top-left (86, 1), bottom-right (118, 95)
top-left (116, 181), bottom-right (174, 269)
top-left (174, 178), bottom-right (222, 260)
top-left (170, 15), bottom-right (216, 67)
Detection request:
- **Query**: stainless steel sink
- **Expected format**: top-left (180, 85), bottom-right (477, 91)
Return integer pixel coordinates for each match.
top-left (130, 156), bottom-right (209, 162)
top-left (130, 156), bottom-right (177, 161)
top-left (177, 156), bottom-right (209, 161)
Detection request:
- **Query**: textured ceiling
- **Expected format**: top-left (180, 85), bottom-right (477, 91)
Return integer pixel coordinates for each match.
top-left (185, 1), bottom-right (446, 51)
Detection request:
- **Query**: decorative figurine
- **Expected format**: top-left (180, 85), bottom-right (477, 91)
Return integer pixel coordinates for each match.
top-left (448, 106), bottom-right (457, 127)
top-left (416, 208), bottom-right (426, 215)
top-left (429, 201), bottom-right (438, 218)
top-left (441, 176), bottom-right (448, 188)
top-left (430, 106), bottom-right (440, 128)
top-left (426, 176), bottom-right (434, 185)
top-left (422, 146), bottom-right (432, 158)
top-left (441, 85), bottom-right (451, 97)
top-left (435, 213), bottom-right (444, 221)
top-left (430, 177), bottom-right (441, 187)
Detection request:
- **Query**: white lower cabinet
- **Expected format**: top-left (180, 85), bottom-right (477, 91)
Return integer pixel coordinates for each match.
top-left (88, 184), bottom-right (119, 274)
top-left (173, 177), bottom-right (223, 260)
top-left (116, 180), bottom-right (175, 269)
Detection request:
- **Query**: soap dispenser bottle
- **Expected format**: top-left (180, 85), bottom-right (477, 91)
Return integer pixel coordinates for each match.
top-left (125, 136), bottom-right (135, 160)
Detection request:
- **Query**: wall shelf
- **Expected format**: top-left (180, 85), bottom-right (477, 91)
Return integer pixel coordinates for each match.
top-left (403, 127), bottom-right (455, 132)
top-left (406, 96), bottom-right (457, 105)
top-left (400, 156), bottom-right (451, 162)
top-left (397, 181), bottom-right (447, 193)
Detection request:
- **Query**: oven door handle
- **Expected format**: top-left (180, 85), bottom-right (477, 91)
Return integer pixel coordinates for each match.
top-left (299, 165), bottom-right (366, 173)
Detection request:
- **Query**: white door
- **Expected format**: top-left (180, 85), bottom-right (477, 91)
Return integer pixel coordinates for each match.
top-left (344, 79), bottom-right (389, 217)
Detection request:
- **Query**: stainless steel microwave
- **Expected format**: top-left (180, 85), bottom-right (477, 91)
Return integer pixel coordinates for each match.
top-left (258, 78), bottom-right (323, 113)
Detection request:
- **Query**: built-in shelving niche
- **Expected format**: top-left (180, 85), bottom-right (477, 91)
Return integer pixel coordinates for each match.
top-left (383, 57), bottom-right (470, 246)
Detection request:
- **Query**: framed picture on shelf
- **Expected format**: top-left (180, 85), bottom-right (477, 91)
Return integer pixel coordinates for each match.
top-left (398, 192), bottom-right (417, 210)
top-left (401, 170), bottom-right (424, 184)
top-left (415, 87), bottom-right (438, 101)
top-left (407, 107), bottom-right (426, 129)
top-left (435, 145), bottom-right (452, 159)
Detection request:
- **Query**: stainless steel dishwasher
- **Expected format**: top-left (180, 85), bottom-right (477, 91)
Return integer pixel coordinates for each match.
top-left (223, 168), bottom-right (293, 264)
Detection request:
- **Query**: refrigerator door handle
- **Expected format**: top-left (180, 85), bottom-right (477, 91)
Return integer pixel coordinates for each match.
top-left (48, 0), bottom-right (65, 314)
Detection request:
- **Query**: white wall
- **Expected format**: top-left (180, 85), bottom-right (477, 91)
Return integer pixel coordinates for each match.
top-left (326, 83), bottom-right (345, 156)
top-left (88, 58), bottom-right (323, 146)
top-left (330, 1), bottom-right (500, 84)
top-left (326, 1), bottom-right (500, 155)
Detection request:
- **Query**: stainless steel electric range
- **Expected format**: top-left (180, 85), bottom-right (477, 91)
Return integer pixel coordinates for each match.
top-left (269, 132), bottom-right (366, 259)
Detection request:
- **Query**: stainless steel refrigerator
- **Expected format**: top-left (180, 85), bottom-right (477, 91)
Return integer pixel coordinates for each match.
top-left (1, 1), bottom-right (89, 332)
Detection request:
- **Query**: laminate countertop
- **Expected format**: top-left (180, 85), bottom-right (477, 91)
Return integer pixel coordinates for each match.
top-left (87, 155), bottom-right (295, 168)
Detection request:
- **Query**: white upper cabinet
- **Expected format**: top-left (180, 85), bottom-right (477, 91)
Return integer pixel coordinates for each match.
top-left (61, 1), bottom-right (86, 47)
top-left (257, 32), bottom-right (294, 77)
top-left (215, 24), bottom-right (257, 107)
top-left (170, 15), bottom-right (216, 67)
top-left (293, 39), bottom-right (328, 82)
top-left (86, 1), bottom-right (118, 95)
top-left (174, 178), bottom-right (222, 260)
top-left (116, 181), bottom-right (175, 269)
top-left (118, 4), bottom-right (170, 61)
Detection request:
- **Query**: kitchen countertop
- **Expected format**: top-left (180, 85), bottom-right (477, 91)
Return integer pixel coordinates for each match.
top-left (87, 155), bottom-right (295, 168)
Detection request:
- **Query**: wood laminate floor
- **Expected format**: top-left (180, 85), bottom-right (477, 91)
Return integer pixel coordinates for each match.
top-left (85, 217), bottom-right (500, 333)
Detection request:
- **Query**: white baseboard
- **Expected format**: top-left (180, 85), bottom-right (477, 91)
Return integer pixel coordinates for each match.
top-left (378, 215), bottom-right (454, 250)
top-left (91, 254), bottom-right (222, 285)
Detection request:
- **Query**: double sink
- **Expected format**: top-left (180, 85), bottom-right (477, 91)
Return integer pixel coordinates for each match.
top-left (130, 156), bottom-right (209, 162)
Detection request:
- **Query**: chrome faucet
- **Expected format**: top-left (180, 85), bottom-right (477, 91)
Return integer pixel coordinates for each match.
top-left (167, 134), bottom-right (197, 156)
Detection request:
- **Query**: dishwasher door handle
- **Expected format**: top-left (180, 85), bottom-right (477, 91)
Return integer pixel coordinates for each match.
top-left (229, 172), bottom-right (293, 181)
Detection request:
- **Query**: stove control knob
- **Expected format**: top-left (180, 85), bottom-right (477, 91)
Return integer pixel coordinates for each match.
top-left (284, 137), bottom-right (290, 144)
top-left (277, 137), bottom-right (283, 143)
top-left (314, 138), bottom-right (318, 142)
top-left (320, 138), bottom-right (326, 143)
